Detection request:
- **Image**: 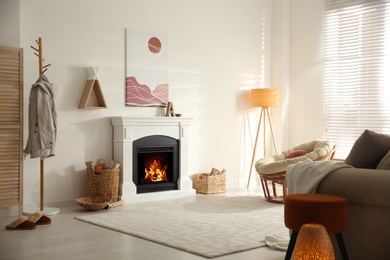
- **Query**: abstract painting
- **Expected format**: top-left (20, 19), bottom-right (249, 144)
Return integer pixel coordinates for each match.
top-left (126, 29), bottom-right (169, 107)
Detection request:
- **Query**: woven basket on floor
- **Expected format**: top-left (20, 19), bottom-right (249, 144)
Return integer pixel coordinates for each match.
top-left (192, 172), bottom-right (226, 194)
top-left (87, 169), bottom-right (119, 202)
top-left (75, 197), bottom-right (110, 211)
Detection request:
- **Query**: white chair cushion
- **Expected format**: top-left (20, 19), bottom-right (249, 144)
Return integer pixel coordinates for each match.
top-left (255, 140), bottom-right (334, 175)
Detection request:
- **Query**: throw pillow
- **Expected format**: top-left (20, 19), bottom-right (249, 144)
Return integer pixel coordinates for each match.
top-left (377, 149), bottom-right (390, 170)
top-left (286, 150), bottom-right (308, 159)
top-left (344, 129), bottom-right (390, 169)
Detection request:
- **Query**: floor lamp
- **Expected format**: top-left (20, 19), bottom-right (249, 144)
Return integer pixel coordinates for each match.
top-left (247, 88), bottom-right (279, 188)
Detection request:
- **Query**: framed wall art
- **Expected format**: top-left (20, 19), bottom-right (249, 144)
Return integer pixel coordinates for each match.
top-left (126, 29), bottom-right (169, 107)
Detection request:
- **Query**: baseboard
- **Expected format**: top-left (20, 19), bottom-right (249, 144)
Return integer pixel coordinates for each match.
top-left (0, 200), bottom-right (77, 217)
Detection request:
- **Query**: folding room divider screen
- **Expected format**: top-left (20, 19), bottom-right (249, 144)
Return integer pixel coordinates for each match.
top-left (0, 46), bottom-right (24, 214)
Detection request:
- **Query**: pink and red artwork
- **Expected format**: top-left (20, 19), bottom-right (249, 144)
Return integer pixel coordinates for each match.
top-left (126, 29), bottom-right (169, 107)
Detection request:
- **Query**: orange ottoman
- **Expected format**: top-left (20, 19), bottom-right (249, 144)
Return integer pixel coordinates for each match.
top-left (284, 193), bottom-right (349, 260)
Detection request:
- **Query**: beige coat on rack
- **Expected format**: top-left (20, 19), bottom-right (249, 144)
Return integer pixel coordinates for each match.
top-left (23, 74), bottom-right (57, 159)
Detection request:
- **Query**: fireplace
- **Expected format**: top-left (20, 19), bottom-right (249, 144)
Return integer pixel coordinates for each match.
top-left (133, 135), bottom-right (179, 193)
top-left (110, 117), bottom-right (195, 203)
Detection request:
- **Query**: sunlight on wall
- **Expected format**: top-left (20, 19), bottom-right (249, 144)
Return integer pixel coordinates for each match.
top-left (239, 7), bottom-right (271, 188)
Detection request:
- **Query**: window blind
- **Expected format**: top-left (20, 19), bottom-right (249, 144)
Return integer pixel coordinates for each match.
top-left (323, 0), bottom-right (390, 158)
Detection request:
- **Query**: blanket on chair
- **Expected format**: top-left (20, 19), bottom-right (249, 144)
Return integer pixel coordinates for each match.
top-left (286, 159), bottom-right (352, 194)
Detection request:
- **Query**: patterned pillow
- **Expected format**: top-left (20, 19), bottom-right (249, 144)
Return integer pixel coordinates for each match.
top-left (345, 129), bottom-right (390, 169)
top-left (285, 150), bottom-right (308, 159)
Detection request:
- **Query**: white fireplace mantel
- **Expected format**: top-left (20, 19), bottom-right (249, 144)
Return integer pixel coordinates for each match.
top-left (110, 117), bottom-right (195, 203)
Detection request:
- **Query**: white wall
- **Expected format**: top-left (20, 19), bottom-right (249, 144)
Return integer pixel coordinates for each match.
top-left (288, 0), bottom-right (324, 145)
top-left (0, 0), bottom-right (20, 47)
top-left (271, 0), bottom-right (290, 152)
top-left (5, 0), bottom-right (279, 208)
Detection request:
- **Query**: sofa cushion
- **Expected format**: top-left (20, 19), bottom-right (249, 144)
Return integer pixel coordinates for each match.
top-left (377, 150), bottom-right (390, 170)
top-left (345, 129), bottom-right (390, 169)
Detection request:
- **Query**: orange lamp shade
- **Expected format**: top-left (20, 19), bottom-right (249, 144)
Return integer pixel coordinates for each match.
top-left (251, 88), bottom-right (279, 108)
top-left (293, 223), bottom-right (335, 260)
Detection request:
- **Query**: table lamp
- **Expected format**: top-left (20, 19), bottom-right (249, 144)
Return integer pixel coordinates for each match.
top-left (293, 223), bottom-right (335, 260)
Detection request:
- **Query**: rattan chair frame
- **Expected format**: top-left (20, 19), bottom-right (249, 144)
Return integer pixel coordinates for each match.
top-left (260, 145), bottom-right (337, 204)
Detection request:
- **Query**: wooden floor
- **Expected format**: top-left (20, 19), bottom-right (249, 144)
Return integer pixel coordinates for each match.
top-left (0, 187), bottom-right (285, 260)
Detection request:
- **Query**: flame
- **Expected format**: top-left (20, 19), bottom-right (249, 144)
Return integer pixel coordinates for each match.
top-left (143, 159), bottom-right (169, 183)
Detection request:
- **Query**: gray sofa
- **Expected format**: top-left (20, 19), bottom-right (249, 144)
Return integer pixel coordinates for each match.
top-left (317, 167), bottom-right (390, 260)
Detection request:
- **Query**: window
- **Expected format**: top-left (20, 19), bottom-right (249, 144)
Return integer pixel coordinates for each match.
top-left (323, 0), bottom-right (390, 158)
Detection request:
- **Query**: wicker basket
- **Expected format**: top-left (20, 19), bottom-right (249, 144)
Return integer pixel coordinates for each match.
top-left (75, 197), bottom-right (110, 211)
top-left (192, 172), bottom-right (226, 194)
top-left (87, 169), bottom-right (119, 202)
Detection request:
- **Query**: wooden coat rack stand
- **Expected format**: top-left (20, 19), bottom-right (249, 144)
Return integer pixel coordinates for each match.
top-left (24, 38), bottom-right (60, 216)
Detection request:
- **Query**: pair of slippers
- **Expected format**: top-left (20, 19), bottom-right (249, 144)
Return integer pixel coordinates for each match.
top-left (5, 211), bottom-right (51, 230)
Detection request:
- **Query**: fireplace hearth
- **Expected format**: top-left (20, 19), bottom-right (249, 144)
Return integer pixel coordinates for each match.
top-left (110, 117), bottom-right (195, 203)
top-left (133, 135), bottom-right (179, 193)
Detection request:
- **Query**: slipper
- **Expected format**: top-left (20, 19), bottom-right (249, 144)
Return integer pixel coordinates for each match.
top-left (5, 216), bottom-right (36, 230)
top-left (27, 211), bottom-right (52, 225)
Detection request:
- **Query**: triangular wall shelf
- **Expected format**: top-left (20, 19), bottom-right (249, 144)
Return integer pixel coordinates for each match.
top-left (78, 79), bottom-right (107, 109)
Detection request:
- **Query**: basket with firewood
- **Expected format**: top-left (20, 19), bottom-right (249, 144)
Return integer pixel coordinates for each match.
top-left (192, 168), bottom-right (226, 194)
top-left (75, 159), bottom-right (122, 210)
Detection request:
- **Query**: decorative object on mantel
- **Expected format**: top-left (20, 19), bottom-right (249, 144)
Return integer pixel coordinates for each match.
top-left (23, 37), bottom-right (60, 218)
top-left (165, 101), bottom-right (175, 116)
top-left (75, 159), bottom-right (122, 211)
top-left (247, 88), bottom-right (279, 188)
top-left (165, 101), bottom-right (182, 117)
top-left (192, 168), bottom-right (226, 194)
top-left (78, 67), bottom-right (107, 109)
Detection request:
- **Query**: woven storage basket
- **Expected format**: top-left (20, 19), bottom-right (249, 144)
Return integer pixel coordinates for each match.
top-left (75, 197), bottom-right (110, 211)
top-left (87, 169), bottom-right (119, 202)
top-left (192, 172), bottom-right (226, 194)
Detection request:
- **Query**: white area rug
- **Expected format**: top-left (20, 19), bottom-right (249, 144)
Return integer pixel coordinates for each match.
top-left (75, 195), bottom-right (289, 258)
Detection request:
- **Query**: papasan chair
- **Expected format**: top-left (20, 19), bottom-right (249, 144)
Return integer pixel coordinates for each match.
top-left (254, 140), bottom-right (336, 203)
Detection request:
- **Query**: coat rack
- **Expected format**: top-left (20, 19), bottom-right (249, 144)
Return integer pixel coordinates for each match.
top-left (31, 37), bottom-right (51, 76)
top-left (24, 38), bottom-right (60, 216)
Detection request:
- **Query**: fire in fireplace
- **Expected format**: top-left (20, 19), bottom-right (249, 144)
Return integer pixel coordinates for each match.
top-left (133, 135), bottom-right (179, 193)
top-left (141, 153), bottom-right (170, 184)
